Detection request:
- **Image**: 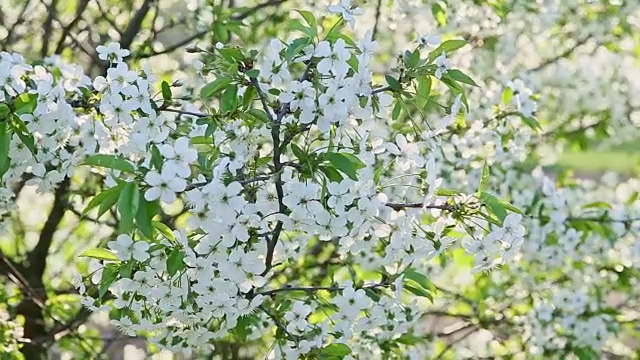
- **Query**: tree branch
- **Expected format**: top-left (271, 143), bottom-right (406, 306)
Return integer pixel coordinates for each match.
top-left (53, 0), bottom-right (90, 54)
top-left (256, 281), bottom-right (387, 297)
top-left (40, 0), bottom-right (59, 57)
top-left (119, 0), bottom-right (154, 50)
top-left (528, 36), bottom-right (591, 73)
top-left (386, 202), bottom-right (454, 212)
top-left (26, 178), bottom-right (70, 279)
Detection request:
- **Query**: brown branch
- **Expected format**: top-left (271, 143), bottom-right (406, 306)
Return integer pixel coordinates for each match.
top-left (40, 0), bottom-right (59, 57)
top-left (386, 202), bottom-right (454, 212)
top-left (53, 0), bottom-right (90, 54)
top-left (528, 36), bottom-right (591, 73)
top-left (256, 281), bottom-right (387, 297)
top-left (26, 178), bottom-right (70, 279)
top-left (371, 0), bottom-right (383, 40)
top-left (119, 0), bottom-right (154, 50)
top-left (3, 0), bottom-right (33, 46)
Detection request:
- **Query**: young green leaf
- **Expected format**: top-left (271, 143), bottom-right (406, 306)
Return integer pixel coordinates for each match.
top-left (295, 10), bottom-right (318, 33)
top-left (480, 192), bottom-right (507, 224)
top-left (161, 80), bottom-right (172, 102)
top-left (83, 154), bottom-right (135, 173)
top-left (0, 122), bottom-right (10, 178)
top-left (153, 221), bottom-right (175, 242)
top-left (166, 249), bottom-right (185, 277)
top-left (79, 248), bottom-right (120, 262)
top-left (99, 264), bottom-right (118, 300)
top-left (82, 183), bottom-right (125, 218)
top-left (446, 69), bottom-right (478, 87)
top-left (220, 84), bottom-right (238, 113)
top-left (323, 152), bottom-right (366, 181)
top-left (117, 182), bottom-right (140, 233)
top-left (416, 76), bottom-right (432, 110)
top-left (478, 161), bottom-right (490, 194)
top-left (320, 343), bottom-right (351, 358)
top-left (385, 75), bottom-right (401, 92)
top-left (136, 196), bottom-right (158, 239)
top-left (200, 77), bottom-right (232, 99)
top-left (428, 39), bottom-right (467, 61)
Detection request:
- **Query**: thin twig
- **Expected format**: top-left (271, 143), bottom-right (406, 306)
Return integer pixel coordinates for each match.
top-left (385, 202), bottom-right (454, 212)
top-left (257, 281), bottom-right (387, 297)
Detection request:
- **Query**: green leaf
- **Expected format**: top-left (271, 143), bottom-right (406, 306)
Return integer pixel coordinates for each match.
top-left (242, 85), bottom-right (257, 109)
top-left (478, 161), bottom-right (490, 194)
top-left (290, 143), bottom-right (306, 161)
top-left (117, 182), bottom-right (140, 233)
top-left (0, 122), bottom-right (10, 178)
top-left (320, 343), bottom-right (351, 358)
top-left (385, 75), bottom-right (401, 92)
top-left (323, 152), bottom-right (366, 181)
top-left (83, 154), bottom-right (135, 173)
top-left (319, 165), bottom-right (344, 183)
top-left (502, 87), bottom-right (514, 105)
top-left (431, 2), bottom-right (447, 26)
top-left (82, 184), bottom-right (125, 218)
top-left (220, 84), bottom-right (238, 113)
top-left (446, 69), bottom-right (478, 87)
top-left (289, 19), bottom-right (315, 38)
top-left (391, 101), bottom-right (402, 120)
top-left (161, 81), bottom-right (172, 102)
top-left (99, 264), bottom-right (118, 300)
top-left (13, 93), bottom-right (37, 115)
top-left (245, 68), bottom-right (260, 78)
top-left (405, 49), bottom-right (421, 68)
top-left (295, 10), bottom-right (317, 34)
top-left (119, 262), bottom-right (133, 278)
top-left (480, 192), bottom-right (507, 224)
top-left (501, 201), bottom-right (524, 215)
top-left (402, 268), bottom-right (435, 301)
top-left (200, 77), bottom-right (232, 99)
top-left (166, 249), bottom-right (185, 277)
top-left (79, 248), bottom-right (120, 262)
top-left (246, 108), bottom-right (271, 123)
top-left (11, 115), bottom-right (36, 155)
top-left (404, 284), bottom-right (433, 300)
top-left (218, 48), bottom-right (244, 63)
top-left (572, 347), bottom-right (599, 360)
top-left (429, 39), bottom-right (467, 61)
top-left (153, 221), bottom-right (175, 242)
top-left (285, 38), bottom-right (311, 62)
top-left (213, 22), bottom-right (229, 43)
top-left (519, 114), bottom-right (541, 130)
top-left (0, 104), bottom-right (9, 119)
top-left (150, 145), bottom-right (163, 170)
top-left (583, 201), bottom-right (611, 210)
top-left (435, 188), bottom-right (461, 196)
top-left (416, 76), bottom-right (432, 110)
top-left (136, 196), bottom-right (158, 239)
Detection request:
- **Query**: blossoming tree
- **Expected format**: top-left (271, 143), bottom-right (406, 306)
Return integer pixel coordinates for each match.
top-left (1, 0), bottom-right (639, 359)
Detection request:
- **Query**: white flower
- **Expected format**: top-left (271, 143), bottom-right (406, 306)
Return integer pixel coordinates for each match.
top-left (418, 34), bottom-right (441, 47)
top-left (107, 235), bottom-right (150, 261)
top-left (144, 169), bottom-right (187, 203)
top-left (96, 42), bottom-right (130, 62)
top-left (434, 52), bottom-right (450, 79)
top-left (328, 0), bottom-right (363, 29)
top-left (315, 39), bottom-right (351, 77)
top-left (496, 213), bottom-right (525, 243)
top-left (159, 137), bottom-right (197, 178)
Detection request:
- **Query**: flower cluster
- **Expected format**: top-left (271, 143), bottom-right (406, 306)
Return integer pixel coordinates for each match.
top-left (2, 0), bottom-right (640, 358)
